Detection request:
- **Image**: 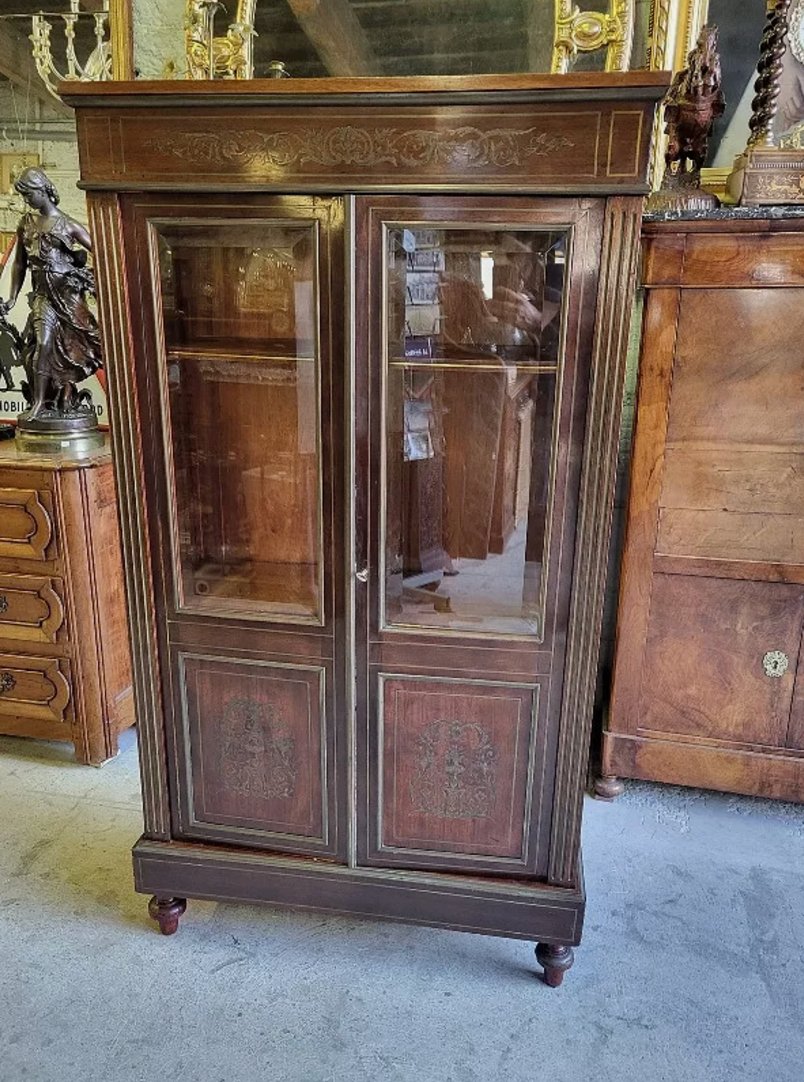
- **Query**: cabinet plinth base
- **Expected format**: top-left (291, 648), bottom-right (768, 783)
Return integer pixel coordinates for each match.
top-left (535, 942), bottom-right (574, 986)
top-left (134, 838), bottom-right (585, 950)
top-left (602, 731), bottom-right (804, 803)
top-left (148, 895), bottom-right (187, 935)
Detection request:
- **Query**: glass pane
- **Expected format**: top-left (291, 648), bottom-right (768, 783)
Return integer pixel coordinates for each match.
top-left (248, 1), bottom-right (642, 77)
top-left (154, 220), bottom-right (322, 622)
top-left (383, 225), bottom-right (567, 637)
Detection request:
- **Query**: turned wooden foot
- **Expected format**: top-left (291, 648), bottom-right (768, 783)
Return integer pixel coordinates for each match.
top-left (593, 775), bottom-right (625, 800)
top-left (535, 942), bottom-right (574, 987)
top-left (148, 895), bottom-right (187, 935)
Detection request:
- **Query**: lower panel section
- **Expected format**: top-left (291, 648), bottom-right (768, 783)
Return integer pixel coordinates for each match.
top-left (133, 838), bottom-right (584, 945)
top-left (364, 673), bottom-right (546, 877)
top-left (173, 652), bottom-right (335, 855)
top-left (603, 731), bottom-right (804, 803)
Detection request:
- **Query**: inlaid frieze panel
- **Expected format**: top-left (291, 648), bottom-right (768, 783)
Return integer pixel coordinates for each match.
top-left (179, 654), bottom-right (328, 846)
top-left (75, 101), bottom-right (651, 191)
top-left (376, 675), bottom-right (539, 862)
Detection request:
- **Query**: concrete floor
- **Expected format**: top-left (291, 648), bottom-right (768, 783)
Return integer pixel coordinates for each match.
top-left (1, 729), bottom-right (802, 1082)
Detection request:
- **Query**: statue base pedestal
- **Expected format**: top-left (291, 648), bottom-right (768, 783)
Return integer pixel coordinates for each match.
top-left (647, 170), bottom-right (720, 213)
top-left (728, 148), bottom-right (804, 205)
top-left (16, 408), bottom-right (103, 457)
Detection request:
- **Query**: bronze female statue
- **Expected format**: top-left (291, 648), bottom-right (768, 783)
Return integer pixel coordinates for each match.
top-left (0, 167), bottom-right (102, 435)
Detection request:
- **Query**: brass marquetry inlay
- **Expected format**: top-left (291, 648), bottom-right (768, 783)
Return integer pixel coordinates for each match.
top-left (220, 697), bottom-right (297, 800)
top-left (410, 720), bottom-right (498, 821)
top-left (143, 126), bottom-right (575, 172)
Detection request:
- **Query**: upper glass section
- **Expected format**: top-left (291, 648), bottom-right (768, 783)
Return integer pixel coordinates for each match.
top-left (152, 219), bottom-right (324, 623)
top-left (382, 224), bottom-right (567, 638)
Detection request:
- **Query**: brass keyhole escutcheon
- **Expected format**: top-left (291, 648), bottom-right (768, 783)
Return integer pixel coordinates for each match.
top-left (0, 671), bottom-right (16, 694)
top-left (762, 651), bottom-right (789, 678)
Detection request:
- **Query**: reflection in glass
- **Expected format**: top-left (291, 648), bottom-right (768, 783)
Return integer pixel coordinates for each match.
top-left (246, 2), bottom-right (636, 78)
top-left (383, 226), bottom-right (566, 637)
top-left (154, 221), bottom-right (322, 621)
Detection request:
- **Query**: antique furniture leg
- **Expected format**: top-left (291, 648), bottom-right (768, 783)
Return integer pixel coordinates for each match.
top-left (148, 895), bottom-right (187, 935)
top-left (535, 942), bottom-right (574, 987)
top-left (593, 775), bottom-right (625, 800)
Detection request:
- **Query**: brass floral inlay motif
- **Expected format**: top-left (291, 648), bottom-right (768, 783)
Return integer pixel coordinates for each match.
top-left (409, 719), bottom-right (497, 820)
top-left (144, 126), bottom-right (574, 172)
top-left (220, 697), bottom-right (297, 799)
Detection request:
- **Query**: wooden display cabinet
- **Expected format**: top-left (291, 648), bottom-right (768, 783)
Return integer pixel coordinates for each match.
top-left (602, 215), bottom-right (804, 803)
top-left (65, 73), bottom-right (667, 985)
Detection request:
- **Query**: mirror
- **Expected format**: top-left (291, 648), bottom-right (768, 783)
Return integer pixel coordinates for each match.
top-left (186, 0), bottom-right (650, 80)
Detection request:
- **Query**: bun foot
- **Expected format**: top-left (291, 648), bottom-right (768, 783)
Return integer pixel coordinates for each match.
top-left (535, 943), bottom-right (574, 987)
top-left (148, 895), bottom-right (187, 935)
top-left (593, 775), bottom-right (625, 800)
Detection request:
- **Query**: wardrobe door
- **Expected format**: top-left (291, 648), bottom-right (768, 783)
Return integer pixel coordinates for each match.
top-left (124, 195), bottom-right (347, 859)
top-left (353, 195), bottom-right (604, 878)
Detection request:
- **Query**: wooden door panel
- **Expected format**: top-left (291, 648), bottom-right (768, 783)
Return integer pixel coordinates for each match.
top-left (656, 508), bottom-right (804, 565)
top-left (667, 289), bottom-right (804, 448)
top-left (661, 447), bottom-right (804, 518)
top-left (370, 674), bottom-right (542, 872)
top-left (174, 653), bottom-right (334, 854)
top-left (637, 576), bottom-right (804, 748)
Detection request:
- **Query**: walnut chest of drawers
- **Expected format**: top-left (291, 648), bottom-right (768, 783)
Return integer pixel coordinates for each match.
top-left (0, 437), bottom-right (134, 764)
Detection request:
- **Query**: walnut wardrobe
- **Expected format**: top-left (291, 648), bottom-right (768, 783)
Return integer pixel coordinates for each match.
top-left (65, 74), bottom-right (666, 986)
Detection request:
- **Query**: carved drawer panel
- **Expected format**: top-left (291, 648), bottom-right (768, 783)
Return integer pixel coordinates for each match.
top-left (372, 675), bottom-right (541, 871)
top-left (177, 653), bottom-right (330, 851)
top-left (0, 653), bottom-right (72, 726)
top-left (0, 486), bottom-right (55, 562)
top-left (0, 573), bottom-right (66, 644)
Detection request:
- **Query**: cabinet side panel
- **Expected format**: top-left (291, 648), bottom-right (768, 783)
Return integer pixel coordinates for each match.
top-left (605, 285), bottom-right (681, 743)
top-left (88, 193), bottom-right (171, 838)
top-left (85, 464), bottom-right (135, 740)
top-left (549, 196), bottom-right (643, 887)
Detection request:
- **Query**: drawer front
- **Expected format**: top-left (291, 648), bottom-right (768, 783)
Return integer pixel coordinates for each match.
top-left (0, 653), bottom-right (72, 726)
top-left (0, 574), bottom-right (66, 644)
top-left (0, 486), bottom-right (55, 562)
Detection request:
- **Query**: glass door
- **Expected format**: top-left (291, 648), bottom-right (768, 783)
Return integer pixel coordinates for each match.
top-left (354, 195), bottom-right (604, 879)
top-left (127, 195), bottom-right (347, 860)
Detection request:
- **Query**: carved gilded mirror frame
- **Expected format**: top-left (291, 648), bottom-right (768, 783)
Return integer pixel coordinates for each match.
top-left (183, 0), bottom-right (639, 80)
top-left (109, 0), bottom-right (134, 79)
